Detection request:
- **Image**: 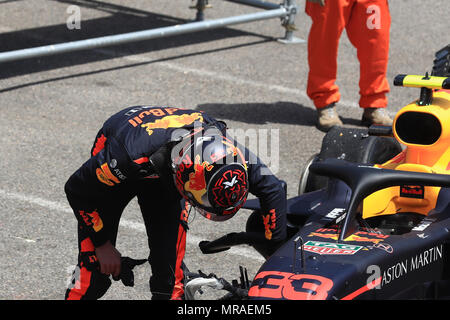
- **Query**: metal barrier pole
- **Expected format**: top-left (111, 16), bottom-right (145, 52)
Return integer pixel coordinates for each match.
top-left (0, 1), bottom-right (303, 64)
top-left (224, 0), bottom-right (303, 43)
top-left (0, 7), bottom-right (287, 64)
top-left (278, 0), bottom-right (304, 44)
top-left (190, 0), bottom-right (212, 21)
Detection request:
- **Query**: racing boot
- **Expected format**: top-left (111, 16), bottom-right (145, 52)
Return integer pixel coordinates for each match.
top-left (316, 103), bottom-right (343, 132)
top-left (361, 107), bottom-right (393, 127)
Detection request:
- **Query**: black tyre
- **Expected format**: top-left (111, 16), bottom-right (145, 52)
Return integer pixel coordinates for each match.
top-left (432, 44), bottom-right (450, 77)
top-left (298, 126), bottom-right (403, 195)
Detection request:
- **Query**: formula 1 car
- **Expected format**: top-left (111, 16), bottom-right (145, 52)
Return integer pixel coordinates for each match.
top-left (187, 45), bottom-right (450, 300)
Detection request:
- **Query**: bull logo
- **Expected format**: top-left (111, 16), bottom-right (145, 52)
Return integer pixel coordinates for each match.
top-left (184, 155), bottom-right (211, 205)
top-left (141, 113), bottom-right (203, 135)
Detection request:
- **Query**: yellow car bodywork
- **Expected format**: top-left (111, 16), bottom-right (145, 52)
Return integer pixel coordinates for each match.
top-left (362, 75), bottom-right (450, 219)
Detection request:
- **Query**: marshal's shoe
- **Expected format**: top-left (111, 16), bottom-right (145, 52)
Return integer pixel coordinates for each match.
top-left (361, 107), bottom-right (393, 127)
top-left (316, 103), bottom-right (343, 132)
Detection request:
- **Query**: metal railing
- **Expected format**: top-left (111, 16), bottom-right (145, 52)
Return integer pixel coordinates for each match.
top-left (0, 0), bottom-right (303, 64)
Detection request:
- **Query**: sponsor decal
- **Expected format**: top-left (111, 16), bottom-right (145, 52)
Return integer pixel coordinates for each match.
top-left (262, 209), bottom-right (277, 240)
top-left (400, 185), bottom-right (424, 199)
top-left (79, 210), bottom-right (103, 232)
top-left (367, 242), bottom-right (394, 254)
top-left (126, 107), bottom-right (180, 125)
top-left (96, 162), bottom-right (120, 186)
top-left (303, 241), bottom-right (363, 255)
top-left (109, 159), bottom-right (127, 180)
top-left (248, 271), bottom-right (333, 300)
top-left (308, 227), bottom-right (389, 244)
top-left (345, 245), bottom-right (443, 299)
top-left (92, 134), bottom-right (107, 156)
top-left (409, 245), bottom-right (443, 270)
top-left (345, 233), bottom-right (388, 244)
top-left (140, 112), bottom-right (204, 136)
top-left (324, 208), bottom-right (346, 221)
top-left (379, 245), bottom-right (443, 288)
top-left (412, 217), bottom-right (435, 232)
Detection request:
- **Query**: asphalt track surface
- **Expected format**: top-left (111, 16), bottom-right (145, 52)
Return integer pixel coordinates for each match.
top-left (0, 0), bottom-right (448, 300)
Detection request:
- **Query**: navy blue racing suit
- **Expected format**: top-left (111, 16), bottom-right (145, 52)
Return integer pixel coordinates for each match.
top-left (64, 106), bottom-right (286, 300)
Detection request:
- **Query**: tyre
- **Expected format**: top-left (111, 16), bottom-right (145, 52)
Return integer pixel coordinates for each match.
top-left (298, 126), bottom-right (403, 195)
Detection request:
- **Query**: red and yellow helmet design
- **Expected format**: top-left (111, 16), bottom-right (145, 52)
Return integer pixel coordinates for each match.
top-left (172, 132), bottom-right (248, 221)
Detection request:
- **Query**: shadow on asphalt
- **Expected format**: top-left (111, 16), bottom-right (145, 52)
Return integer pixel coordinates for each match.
top-left (198, 101), bottom-right (370, 129)
top-left (198, 101), bottom-right (317, 127)
top-left (0, 38), bottom-right (271, 93)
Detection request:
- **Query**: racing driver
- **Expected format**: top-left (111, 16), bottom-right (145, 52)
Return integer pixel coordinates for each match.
top-left (64, 105), bottom-right (287, 300)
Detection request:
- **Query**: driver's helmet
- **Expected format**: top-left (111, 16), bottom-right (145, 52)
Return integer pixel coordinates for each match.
top-left (171, 129), bottom-right (248, 221)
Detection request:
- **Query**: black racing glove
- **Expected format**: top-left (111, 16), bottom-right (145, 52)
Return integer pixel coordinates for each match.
top-left (112, 257), bottom-right (148, 287)
top-left (81, 253), bottom-right (147, 287)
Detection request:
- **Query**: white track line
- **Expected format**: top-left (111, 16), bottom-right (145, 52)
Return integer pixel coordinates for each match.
top-left (100, 47), bottom-right (363, 110)
top-left (0, 189), bottom-right (264, 261)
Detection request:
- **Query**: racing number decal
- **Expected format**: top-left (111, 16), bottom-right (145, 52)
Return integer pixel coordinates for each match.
top-left (248, 271), bottom-right (333, 300)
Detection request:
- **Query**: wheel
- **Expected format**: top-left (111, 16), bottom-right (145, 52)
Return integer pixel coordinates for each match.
top-left (298, 126), bottom-right (403, 195)
top-left (298, 153), bottom-right (319, 195)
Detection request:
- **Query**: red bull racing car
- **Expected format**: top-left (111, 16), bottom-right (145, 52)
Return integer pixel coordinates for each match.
top-left (188, 45), bottom-right (450, 300)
